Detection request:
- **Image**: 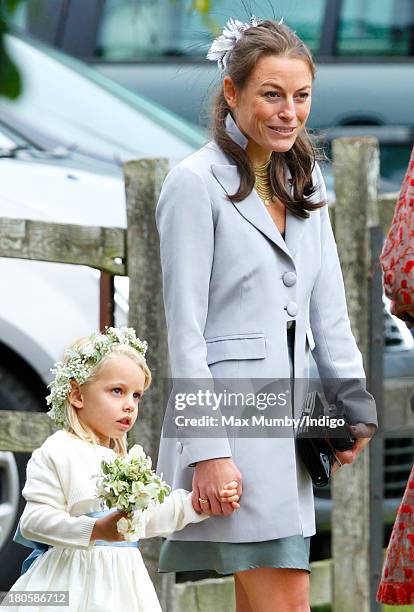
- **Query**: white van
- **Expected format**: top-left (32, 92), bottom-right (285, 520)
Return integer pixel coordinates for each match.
top-left (9, 0), bottom-right (414, 185)
top-left (0, 33), bottom-right (204, 588)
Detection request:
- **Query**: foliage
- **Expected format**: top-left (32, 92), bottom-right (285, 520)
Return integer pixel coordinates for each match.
top-left (0, 0), bottom-right (23, 98)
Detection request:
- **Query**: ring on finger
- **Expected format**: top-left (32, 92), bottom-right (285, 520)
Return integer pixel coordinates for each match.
top-left (199, 497), bottom-right (209, 504)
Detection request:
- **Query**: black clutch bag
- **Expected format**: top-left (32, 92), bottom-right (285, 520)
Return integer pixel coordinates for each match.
top-left (296, 391), bottom-right (355, 487)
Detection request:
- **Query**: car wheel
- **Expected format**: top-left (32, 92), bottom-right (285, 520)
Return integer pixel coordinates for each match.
top-left (0, 364), bottom-right (44, 590)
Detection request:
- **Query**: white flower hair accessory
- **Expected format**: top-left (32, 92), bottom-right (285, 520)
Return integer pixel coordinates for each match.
top-left (206, 16), bottom-right (284, 72)
top-left (46, 327), bottom-right (148, 428)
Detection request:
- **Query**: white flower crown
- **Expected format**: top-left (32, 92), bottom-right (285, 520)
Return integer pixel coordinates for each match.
top-left (206, 16), bottom-right (284, 72)
top-left (46, 327), bottom-right (148, 429)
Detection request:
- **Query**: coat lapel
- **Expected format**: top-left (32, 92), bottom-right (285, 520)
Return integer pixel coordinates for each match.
top-left (211, 163), bottom-right (292, 258)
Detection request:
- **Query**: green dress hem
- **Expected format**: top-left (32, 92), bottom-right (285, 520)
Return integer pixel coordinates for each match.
top-left (158, 534), bottom-right (311, 576)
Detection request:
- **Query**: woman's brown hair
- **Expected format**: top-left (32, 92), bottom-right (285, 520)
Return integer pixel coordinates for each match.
top-left (211, 19), bottom-right (324, 218)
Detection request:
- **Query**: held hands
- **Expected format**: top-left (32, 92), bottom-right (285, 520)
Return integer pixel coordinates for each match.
top-left (194, 480), bottom-right (241, 515)
top-left (331, 423), bottom-right (377, 476)
top-left (192, 457), bottom-right (242, 516)
top-left (90, 510), bottom-right (129, 543)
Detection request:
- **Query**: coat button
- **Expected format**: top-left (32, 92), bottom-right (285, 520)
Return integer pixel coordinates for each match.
top-left (286, 301), bottom-right (298, 317)
top-left (282, 272), bottom-right (297, 287)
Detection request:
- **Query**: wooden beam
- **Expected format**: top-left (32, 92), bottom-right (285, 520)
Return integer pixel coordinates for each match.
top-left (123, 157), bottom-right (172, 607)
top-left (378, 192), bottom-right (399, 236)
top-left (332, 137), bottom-right (380, 612)
top-left (100, 272), bottom-right (115, 330)
top-left (124, 158), bottom-right (170, 462)
top-left (0, 218), bottom-right (126, 275)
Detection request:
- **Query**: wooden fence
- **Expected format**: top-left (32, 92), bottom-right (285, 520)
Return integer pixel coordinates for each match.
top-left (0, 140), bottom-right (408, 611)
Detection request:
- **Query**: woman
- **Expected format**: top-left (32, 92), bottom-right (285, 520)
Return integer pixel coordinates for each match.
top-left (156, 17), bottom-right (377, 612)
top-left (377, 145), bottom-right (414, 606)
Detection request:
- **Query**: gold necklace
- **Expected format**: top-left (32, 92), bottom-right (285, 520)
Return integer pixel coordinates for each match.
top-left (253, 158), bottom-right (276, 207)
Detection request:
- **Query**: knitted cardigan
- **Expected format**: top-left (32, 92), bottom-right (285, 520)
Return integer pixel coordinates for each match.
top-left (19, 429), bottom-right (207, 549)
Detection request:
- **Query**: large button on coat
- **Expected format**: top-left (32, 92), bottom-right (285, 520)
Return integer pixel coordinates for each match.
top-left (283, 271), bottom-right (297, 287)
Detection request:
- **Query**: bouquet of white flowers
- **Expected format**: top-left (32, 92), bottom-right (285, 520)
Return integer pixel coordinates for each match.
top-left (96, 444), bottom-right (171, 541)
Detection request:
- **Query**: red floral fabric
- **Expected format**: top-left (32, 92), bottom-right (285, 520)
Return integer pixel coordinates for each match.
top-left (380, 146), bottom-right (414, 327)
top-left (377, 465), bottom-right (414, 605)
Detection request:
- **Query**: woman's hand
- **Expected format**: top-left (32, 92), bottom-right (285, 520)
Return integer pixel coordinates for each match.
top-left (90, 510), bottom-right (129, 542)
top-left (331, 423), bottom-right (377, 475)
top-left (192, 458), bottom-right (242, 516)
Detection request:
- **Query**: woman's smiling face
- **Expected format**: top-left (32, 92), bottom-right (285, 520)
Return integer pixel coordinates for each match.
top-left (223, 55), bottom-right (313, 164)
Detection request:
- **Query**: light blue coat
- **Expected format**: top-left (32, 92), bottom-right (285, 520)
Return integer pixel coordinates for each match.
top-left (155, 114), bottom-right (377, 542)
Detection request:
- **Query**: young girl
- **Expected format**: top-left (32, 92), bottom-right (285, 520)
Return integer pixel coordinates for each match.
top-left (5, 327), bottom-right (239, 612)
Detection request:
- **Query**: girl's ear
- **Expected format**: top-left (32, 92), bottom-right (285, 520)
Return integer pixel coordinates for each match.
top-left (68, 381), bottom-right (83, 409)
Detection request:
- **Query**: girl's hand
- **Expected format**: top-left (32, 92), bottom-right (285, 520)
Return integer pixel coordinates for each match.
top-left (90, 510), bottom-right (129, 543)
top-left (219, 481), bottom-right (240, 509)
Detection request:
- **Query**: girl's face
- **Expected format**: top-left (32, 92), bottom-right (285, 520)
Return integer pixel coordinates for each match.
top-left (69, 354), bottom-right (145, 447)
top-left (223, 55), bottom-right (313, 165)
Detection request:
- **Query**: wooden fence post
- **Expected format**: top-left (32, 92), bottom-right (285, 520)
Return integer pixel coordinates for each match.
top-left (332, 137), bottom-right (380, 611)
top-left (123, 158), bottom-right (174, 609)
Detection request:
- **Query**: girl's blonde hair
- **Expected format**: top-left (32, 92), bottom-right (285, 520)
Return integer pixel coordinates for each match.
top-left (62, 339), bottom-right (151, 456)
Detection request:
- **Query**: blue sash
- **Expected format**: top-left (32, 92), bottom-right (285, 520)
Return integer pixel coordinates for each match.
top-left (14, 510), bottom-right (139, 575)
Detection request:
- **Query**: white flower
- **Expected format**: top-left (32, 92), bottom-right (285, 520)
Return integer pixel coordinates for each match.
top-left (135, 492), bottom-right (153, 510)
top-left (206, 35), bottom-right (232, 61)
top-left (222, 18), bottom-right (249, 42)
top-left (206, 15), bottom-right (285, 72)
top-left (206, 16), bottom-right (260, 71)
top-left (128, 444), bottom-right (146, 460)
top-left (116, 515), bottom-right (142, 542)
top-left (117, 517), bottom-right (129, 534)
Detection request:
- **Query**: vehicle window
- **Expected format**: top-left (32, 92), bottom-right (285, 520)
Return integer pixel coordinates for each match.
top-left (338, 0), bottom-right (414, 56)
top-left (95, 0), bottom-right (326, 60)
top-left (8, 0), bottom-right (65, 42)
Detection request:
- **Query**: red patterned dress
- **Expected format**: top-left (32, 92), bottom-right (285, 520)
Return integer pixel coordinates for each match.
top-left (380, 145), bottom-right (414, 327)
top-left (377, 466), bottom-right (414, 605)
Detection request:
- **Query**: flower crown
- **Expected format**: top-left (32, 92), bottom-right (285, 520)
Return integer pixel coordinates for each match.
top-left (46, 327), bottom-right (148, 429)
top-left (206, 16), bottom-right (284, 72)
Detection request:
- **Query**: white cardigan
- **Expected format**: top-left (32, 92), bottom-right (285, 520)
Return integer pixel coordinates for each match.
top-left (19, 430), bottom-right (207, 549)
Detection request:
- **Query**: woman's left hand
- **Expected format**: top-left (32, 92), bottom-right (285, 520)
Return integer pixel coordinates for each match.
top-left (331, 423), bottom-right (377, 475)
